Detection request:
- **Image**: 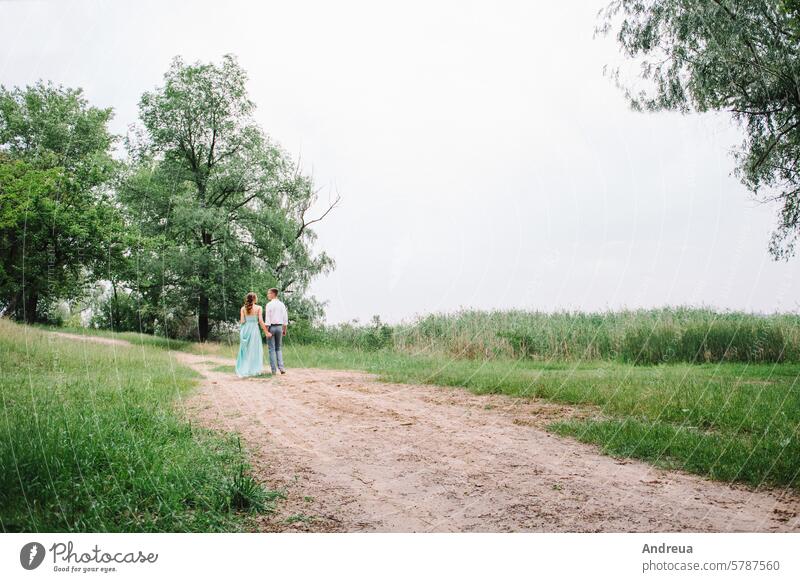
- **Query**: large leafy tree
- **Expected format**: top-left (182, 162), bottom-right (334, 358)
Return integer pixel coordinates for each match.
top-left (121, 54), bottom-right (336, 340)
top-left (596, 0), bottom-right (800, 258)
top-left (0, 83), bottom-right (120, 322)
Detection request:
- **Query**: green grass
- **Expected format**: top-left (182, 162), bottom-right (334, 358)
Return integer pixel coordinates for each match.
top-left (212, 364), bottom-right (235, 373)
top-left (0, 319), bottom-right (279, 532)
top-left (284, 513), bottom-right (314, 524)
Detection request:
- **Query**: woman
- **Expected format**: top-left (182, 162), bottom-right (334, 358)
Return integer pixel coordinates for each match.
top-left (235, 292), bottom-right (271, 378)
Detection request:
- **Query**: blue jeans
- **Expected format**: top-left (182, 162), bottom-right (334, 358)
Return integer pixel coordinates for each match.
top-left (267, 324), bottom-right (284, 372)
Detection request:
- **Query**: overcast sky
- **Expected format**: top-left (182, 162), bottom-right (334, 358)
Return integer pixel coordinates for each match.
top-left (2, 0), bottom-right (799, 323)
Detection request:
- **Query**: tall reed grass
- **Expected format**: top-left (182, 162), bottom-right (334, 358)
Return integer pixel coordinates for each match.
top-left (302, 307), bottom-right (800, 365)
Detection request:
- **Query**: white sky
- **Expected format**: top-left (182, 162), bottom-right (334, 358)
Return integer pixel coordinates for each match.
top-left (2, 0), bottom-right (799, 324)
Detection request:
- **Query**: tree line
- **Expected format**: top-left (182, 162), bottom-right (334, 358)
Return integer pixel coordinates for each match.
top-left (0, 54), bottom-right (337, 341)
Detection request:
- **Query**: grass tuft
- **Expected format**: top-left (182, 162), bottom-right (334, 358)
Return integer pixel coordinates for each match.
top-left (0, 319), bottom-right (280, 532)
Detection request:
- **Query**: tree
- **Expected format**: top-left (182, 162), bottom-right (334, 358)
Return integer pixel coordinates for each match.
top-left (596, 0), bottom-right (800, 258)
top-left (121, 54), bottom-right (337, 341)
top-left (0, 83), bottom-right (120, 322)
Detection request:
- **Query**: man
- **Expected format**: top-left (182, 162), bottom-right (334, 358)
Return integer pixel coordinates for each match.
top-left (265, 287), bottom-right (288, 374)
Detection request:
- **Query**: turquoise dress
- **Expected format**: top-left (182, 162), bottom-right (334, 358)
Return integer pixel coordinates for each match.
top-left (235, 313), bottom-right (264, 377)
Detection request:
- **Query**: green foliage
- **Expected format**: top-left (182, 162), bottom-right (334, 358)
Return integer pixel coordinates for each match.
top-left (596, 0), bottom-right (800, 259)
top-left (0, 319), bottom-right (277, 532)
top-left (89, 285), bottom-right (146, 333)
top-left (0, 59), bottom-right (336, 338)
top-left (225, 450), bottom-right (285, 513)
top-left (0, 82), bottom-right (121, 322)
top-left (118, 54), bottom-right (335, 341)
top-left (295, 315), bottom-right (395, 351)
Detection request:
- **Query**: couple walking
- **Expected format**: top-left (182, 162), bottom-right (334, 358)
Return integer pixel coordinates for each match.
top-left (235, 287), bottom-right (288, 378)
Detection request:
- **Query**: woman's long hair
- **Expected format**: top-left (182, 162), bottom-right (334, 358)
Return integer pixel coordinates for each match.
top-left (244, 292), bottom-right (257, 314)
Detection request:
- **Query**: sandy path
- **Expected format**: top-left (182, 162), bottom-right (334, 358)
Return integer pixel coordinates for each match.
top-left (175, 352), bottom-right (800, 533)
top-left (51, 332), bottom-right (800, 532)
top-left (48, 331), bottom-right (131, 346)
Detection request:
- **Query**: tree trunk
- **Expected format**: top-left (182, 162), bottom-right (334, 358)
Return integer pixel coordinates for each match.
top-left (198, 229), bottom-right (212, 342)
top-left (112, 282), bottom-right (119, 330)
top-left (198, 293), bottom-right (209, 342)
top-left (6, 291), bottom-right (20, 320)
top-left (23, 289), bottom-right (38, 324)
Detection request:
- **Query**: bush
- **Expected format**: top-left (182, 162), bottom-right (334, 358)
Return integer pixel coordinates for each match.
top-left (294, 315), bottom-right (395, 351)
top-left (90, 288), bottom-right (147, 333)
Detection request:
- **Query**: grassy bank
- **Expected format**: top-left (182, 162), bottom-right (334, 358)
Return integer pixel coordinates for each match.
top-left (0, 320), bottom-right (278, 532)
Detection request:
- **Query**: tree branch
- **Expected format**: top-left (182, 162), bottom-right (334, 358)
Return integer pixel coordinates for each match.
top-left (295, 192), bottom-right (341, 240)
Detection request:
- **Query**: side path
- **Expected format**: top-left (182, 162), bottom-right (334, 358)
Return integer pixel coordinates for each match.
top-left (56, 332), bottom-right (800, 532)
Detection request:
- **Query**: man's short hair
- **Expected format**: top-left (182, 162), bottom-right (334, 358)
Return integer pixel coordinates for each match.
top-left (268, 287), bottom-right (279, 296)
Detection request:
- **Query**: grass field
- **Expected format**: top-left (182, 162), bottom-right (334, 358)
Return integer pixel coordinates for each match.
top-left (0, 319), bottom-right (279, 532)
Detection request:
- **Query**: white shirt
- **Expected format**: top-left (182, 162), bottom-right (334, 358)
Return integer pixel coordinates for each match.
top-left (265, 298), bottom-right (288, 326)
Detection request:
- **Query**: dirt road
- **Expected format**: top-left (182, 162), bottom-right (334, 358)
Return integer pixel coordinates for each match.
top-left (52, 332), bottom-right (800, 532)
top-left (175, 351), bottom-right (800, 533)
